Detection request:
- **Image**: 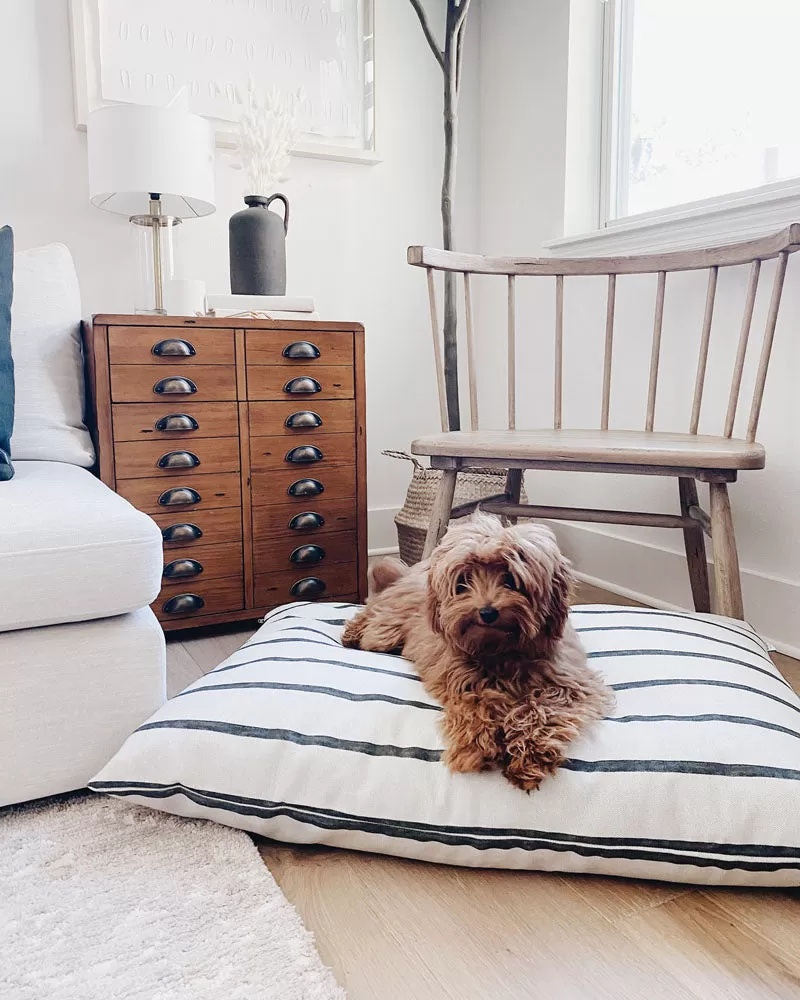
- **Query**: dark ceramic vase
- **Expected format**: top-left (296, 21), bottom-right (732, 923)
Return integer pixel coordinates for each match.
top-left (228, 193), bottom-right (290, 295)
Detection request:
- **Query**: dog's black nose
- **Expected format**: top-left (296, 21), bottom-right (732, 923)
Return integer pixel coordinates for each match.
top-left (479, 606), bottom-right (499, 624)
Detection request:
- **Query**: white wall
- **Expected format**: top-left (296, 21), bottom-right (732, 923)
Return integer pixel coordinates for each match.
top-left (0, 0), bottom-right (481, 553)
top-left (477, 0), bottom-right (800, 654)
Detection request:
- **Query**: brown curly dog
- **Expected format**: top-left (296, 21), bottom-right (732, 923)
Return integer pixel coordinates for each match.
top-left (342, 512), bottom-right (614, 791)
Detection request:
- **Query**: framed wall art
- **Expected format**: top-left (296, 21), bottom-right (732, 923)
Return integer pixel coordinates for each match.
top-left (69, 0), bottom-right (377, 163)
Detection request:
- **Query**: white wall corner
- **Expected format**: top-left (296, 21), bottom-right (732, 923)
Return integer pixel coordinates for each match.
top-left (563, 0), bottom-right (605, 238)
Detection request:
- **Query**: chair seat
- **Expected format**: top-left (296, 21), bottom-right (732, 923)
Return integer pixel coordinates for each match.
top-left (410, 428), bottom-right (765, 471)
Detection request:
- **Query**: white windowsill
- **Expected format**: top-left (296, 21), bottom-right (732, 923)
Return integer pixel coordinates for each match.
top-left (543, 179), bottom-right (800, 257)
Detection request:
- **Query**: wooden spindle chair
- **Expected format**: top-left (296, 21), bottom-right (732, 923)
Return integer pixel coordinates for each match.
top-left (408, 226), bottom-right (800, 620)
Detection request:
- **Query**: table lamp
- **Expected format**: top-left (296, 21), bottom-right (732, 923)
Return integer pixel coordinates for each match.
top-left (87, 104), bottom-right (216, 314)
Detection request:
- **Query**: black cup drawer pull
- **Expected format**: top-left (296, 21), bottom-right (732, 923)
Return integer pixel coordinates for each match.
top-left (285, 410), bottom-right (322, 430)
top-left (290, 544), bottom-right (326, 565)
top-left (152, 338), bottom-right (196, 357)
top-left (154, 377), bottom-right (197, 395)
top-left (286, 445), bottom-right (323, 464)
top-left (283, 341), bottom-right (321, 360)
top-left (162, 593), bottom-right (205, 615)
top-left (158, 486), bottom-right (201, 507)
top-left (158, 451), bottom-right (201, 470)
top-left (284, 376), bottom-right (321, 395)
top-left (156, 413), bottom-right (199, 432)
top-left (288, 511), bottom-right (325, 531)
top-left (161, 522), bottom-right (203, 543)
top-left (163, 558), bottom-right (204, 579)
top-left (287, 478), bottom-right (324, 497)
top-left (290, 577), bottom-right (327, 598)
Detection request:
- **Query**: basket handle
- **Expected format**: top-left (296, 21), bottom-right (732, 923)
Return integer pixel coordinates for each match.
top-left (382, 448), bottom-right (425, 471)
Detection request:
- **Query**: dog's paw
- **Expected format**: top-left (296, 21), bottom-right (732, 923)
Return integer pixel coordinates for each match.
top-left (501, 764), bottom-right (546, 793)
top-left (340, 618), bottom-right (363, 649)
top-left (443, 742), bottom-right (494, 774)
top-left (501, 747), bottom-right (563, 792)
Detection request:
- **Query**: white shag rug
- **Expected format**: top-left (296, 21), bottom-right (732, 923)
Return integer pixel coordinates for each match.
top-left (1, 794), bottom-right (345, 1000)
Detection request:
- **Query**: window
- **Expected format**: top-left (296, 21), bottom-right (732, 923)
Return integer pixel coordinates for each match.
top-left (604, 0), bottom-right (800, 222)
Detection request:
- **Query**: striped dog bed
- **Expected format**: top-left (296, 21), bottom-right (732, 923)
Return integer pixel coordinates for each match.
top-left (91, 603), bottom-right (800, 886)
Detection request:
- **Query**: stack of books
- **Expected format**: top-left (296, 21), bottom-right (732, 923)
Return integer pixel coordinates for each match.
top-left (206, 294), bottom-right (318, 321)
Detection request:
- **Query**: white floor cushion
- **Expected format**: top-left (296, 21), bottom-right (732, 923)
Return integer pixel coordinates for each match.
top-left (10, 243), bottom-right (95, 467)
top-left (91, 603), bottom-right (800, 886)
top-left (0, 462), bottom-right (163, 630)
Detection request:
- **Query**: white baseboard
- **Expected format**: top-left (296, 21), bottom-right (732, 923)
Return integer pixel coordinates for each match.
top-left (572, 569), bottom-right (686, 614)
top-left (553, 521), bottom-right (800, 658)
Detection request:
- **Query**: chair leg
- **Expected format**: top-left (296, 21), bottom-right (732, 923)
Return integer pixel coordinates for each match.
top-left (678, 477), bottom-right (711, 613)
top-left (503, 468), bottom-right (523, 525)
top-left (708, 481), bottom-right (744, 620)
top-left (422, 468), bottom-right (458, 559)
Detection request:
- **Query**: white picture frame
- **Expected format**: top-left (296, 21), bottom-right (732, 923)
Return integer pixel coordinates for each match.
top-left (68, 0), bottom-right (378, 165)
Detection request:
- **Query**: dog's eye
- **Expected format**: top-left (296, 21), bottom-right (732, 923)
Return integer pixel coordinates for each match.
top-left (455, 574), bottom-right (469, 594)
top-left (502, 572), bottom-right (518, 590)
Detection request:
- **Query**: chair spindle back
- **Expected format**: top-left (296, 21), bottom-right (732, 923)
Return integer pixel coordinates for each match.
top-left (412, 226), bottom-right (799, 442)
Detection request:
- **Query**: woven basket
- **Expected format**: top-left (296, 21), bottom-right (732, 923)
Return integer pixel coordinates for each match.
top-left (385, 450), bottom-right (527, 565)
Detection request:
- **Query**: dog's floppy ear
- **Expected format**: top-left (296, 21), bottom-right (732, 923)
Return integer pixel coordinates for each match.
top-left (508, 522), bottom-right (573, 640)
top-left (543, 558), bottom-right (573, 639)
top-left (369, 556), bottom-right (408, 595)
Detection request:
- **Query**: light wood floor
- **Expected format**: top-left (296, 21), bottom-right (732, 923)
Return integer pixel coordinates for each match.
top-left (167, 584), bottom-right (800, 1000)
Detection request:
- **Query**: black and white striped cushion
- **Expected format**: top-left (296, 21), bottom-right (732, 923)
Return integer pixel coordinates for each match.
top-left (91, 603), bottom-right (800, 886)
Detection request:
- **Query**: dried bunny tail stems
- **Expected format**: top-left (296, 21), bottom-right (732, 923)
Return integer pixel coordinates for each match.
top-left (229, 79), bottom-right (302, 194)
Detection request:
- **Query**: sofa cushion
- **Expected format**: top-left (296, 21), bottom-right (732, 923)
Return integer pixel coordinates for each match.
top-left (10, 243), bottom-right (94, 467)
top-left (0, 462), bottom-right (163, 631)
top-left (91, 602), bottom-right (800, 888)
top-left (0, 226), bottom-right (13, 480)
top-left (0, 608), bottom-right (165, 806)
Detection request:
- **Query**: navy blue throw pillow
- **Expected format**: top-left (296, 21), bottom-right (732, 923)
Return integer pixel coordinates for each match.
top-left (0, 226), bottom-right (13, 480)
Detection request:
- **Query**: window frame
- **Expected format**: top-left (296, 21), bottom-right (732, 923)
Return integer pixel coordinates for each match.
top-left (548, 0), bottom-right (800, 256)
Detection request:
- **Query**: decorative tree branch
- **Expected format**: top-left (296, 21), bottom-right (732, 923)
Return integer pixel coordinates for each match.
top-left (409, 0), bottom-right (474, 431)
top-left (453, 0), bottom-right (472, 37)
top-left (454, 1), bottom-right (471, 91)
top-left (407, 0), bottom-right (445, 70)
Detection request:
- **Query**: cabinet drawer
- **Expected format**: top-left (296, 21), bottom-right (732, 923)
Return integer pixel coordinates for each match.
top-left (155, 576), bottom-right (244, 622)
top-left (250, 432), bottom-right (354, 474)
top-left (108, 328), bottom-right (235, 365)
top-left (248, 399), bottom-right (355, 437)
top-left (162, 541), bottom-right (243, 584)
top-left (252, 497), bottom-right (357, 538)
top-left (115, 437), bottom-right (240, 479)
top-left (254, 562), bottom-right (358, 607)
top-left (246, 330), bottom-right (353, 367)
top-left (112, 402), bottom-right (239, 441)
top-left (117, 472), bottom-right (241, 515)
top-left (110, 365), bottom-right (237, 403)
top-left (255, 530), bottom-right (357, 572)
top-left (153, 508), bottom-right (243, 549)
top-left (251, 465), bottom-right (356, 506)
top-left (247, 365), bottom-right (353, 401)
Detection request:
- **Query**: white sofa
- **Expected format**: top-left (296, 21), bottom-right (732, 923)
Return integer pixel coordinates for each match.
top-left (0, 244), bottom-right (166, 806)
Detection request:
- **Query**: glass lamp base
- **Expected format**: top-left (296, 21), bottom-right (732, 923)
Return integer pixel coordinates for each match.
top-left (130, 207), bottom-right (181, 314)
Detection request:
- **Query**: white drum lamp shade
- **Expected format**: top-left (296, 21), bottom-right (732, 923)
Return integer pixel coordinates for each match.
top-left (87, 104), bottom-right (215, 314)
top-left (87, 104), bottom-right (215, 218)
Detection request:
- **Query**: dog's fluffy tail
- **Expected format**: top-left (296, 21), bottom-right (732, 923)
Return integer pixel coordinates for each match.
top-left (369, 556), bottom-right (409, 594)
